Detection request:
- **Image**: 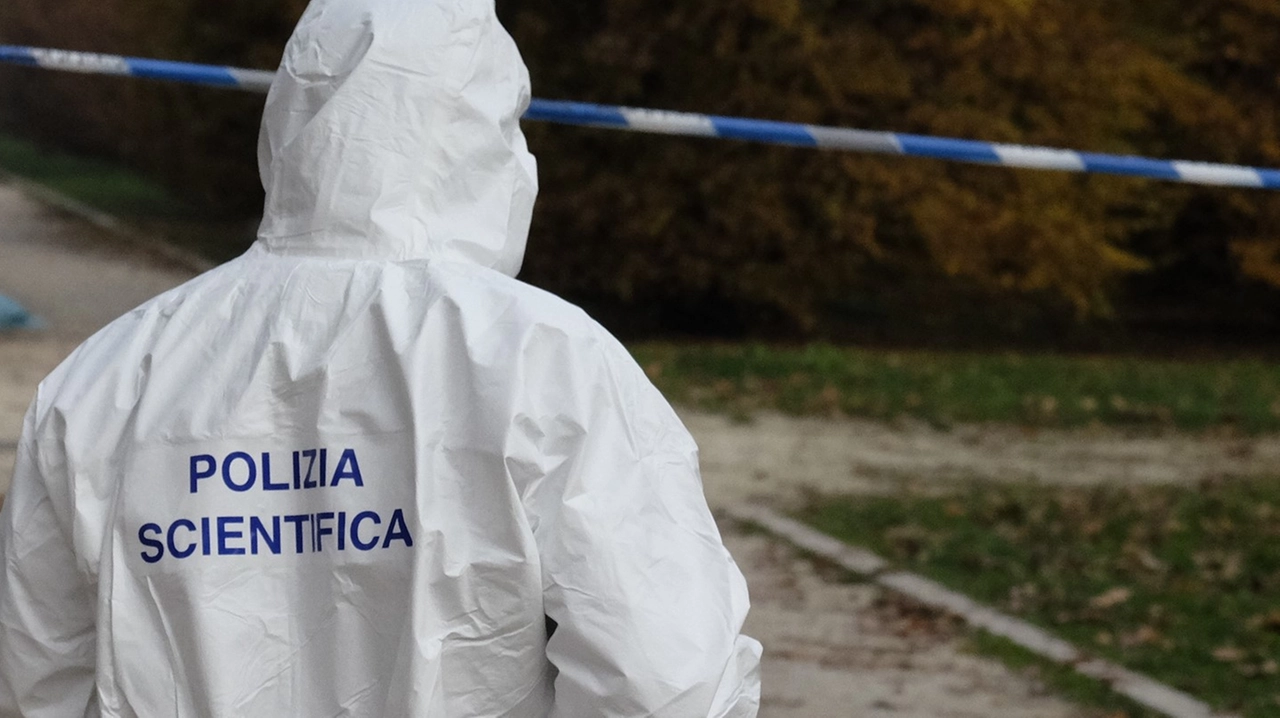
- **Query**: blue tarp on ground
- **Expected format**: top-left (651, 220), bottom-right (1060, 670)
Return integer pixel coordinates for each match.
top-left (0, 295), bottom-right (41, 330)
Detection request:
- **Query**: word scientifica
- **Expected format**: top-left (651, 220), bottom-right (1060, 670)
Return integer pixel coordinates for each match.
top-left (136, 448), bottom-right (415, 564)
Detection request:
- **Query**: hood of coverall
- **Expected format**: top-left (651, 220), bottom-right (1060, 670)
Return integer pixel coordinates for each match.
top-left (255, 0), bottom-right (538, 276)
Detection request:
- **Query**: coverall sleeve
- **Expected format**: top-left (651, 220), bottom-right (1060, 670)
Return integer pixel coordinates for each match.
top-left (0, 404), bottom-right (97, 717)
top-left (518, 331), bottom-right (761, 718)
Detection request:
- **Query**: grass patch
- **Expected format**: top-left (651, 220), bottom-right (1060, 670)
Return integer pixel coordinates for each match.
top-left (797, 480), bottom-right (1280, 717)
top-left (630, 342), bottom-right (1280, 432)
top-left (0, 133), bottom-right (189, 220)
top-left (0, 133), bottom-right (254, 262)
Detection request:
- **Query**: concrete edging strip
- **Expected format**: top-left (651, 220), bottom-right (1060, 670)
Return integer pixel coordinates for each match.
top-left (723, 503), bottom-right (1239, 718)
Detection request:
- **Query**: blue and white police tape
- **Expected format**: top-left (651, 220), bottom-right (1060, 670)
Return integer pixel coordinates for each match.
top-left (4, 44), bottom-right (1280, 191)
top-left (0, 45), bottom-right (276, 93)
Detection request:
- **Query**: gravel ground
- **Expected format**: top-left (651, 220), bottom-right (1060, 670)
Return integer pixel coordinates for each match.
top-left (0, 178), bottom-right (1139, 716)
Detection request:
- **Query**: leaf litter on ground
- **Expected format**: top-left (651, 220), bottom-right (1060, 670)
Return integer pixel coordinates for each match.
top-left (798, 477), bottom-right (1280, 717)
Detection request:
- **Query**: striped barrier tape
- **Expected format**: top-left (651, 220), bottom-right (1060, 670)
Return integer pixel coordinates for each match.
top-left (0, 45), bottom-right (276, 92)
top-left (3, 44), bottom-right (1280, 190)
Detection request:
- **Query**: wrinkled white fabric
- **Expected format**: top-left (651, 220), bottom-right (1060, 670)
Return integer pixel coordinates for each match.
top-left (0, 0), bottom-right (762, 715)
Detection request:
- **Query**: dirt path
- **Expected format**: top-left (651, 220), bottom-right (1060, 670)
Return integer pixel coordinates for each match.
top-left (687, 410), bottom-right (1280, 509)
top-left (0, 177), bottom-right (1187, 717)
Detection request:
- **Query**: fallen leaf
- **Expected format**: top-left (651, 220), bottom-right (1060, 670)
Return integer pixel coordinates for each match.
top-left (1120, 625), bottom-right (1162, 648)
top-left (1194, 550), bottom-right (1244, 582)
top-left (1212, 645), bottom-right (1246, 663)
top-left (1090, 587), bottom-right (1133, 610)
top-left (818, 384), bottom-right (840, 409)
top-left (1040, 396), bottom-right (1058, 414)
top-left (1248, 610), bottom-right (1280, 632)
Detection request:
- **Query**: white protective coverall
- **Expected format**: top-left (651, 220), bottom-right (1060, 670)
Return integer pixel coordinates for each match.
top-left (0, 0), bottom-right (762, 715)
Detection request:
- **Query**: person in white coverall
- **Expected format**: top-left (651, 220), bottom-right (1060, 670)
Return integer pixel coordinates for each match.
top-left (0, 0), bottom-right (762, 715)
